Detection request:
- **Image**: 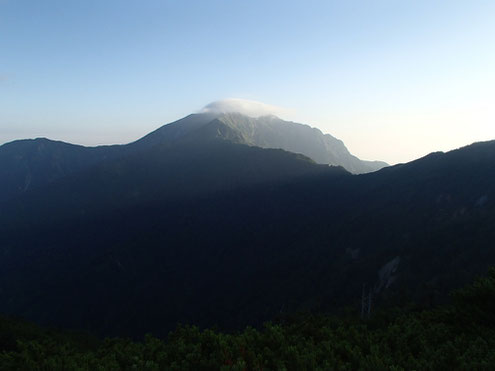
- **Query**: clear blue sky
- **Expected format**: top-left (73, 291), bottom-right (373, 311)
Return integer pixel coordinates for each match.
top-left (1, 0), bottom-right (494, 164)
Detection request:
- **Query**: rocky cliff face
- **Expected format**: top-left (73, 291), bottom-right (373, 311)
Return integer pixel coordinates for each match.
top-left (212, 112), bottom-right (388, 173)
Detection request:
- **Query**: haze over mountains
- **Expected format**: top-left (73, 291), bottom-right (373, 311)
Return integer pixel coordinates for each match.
top-left (0, 101), bottom-right (494, 338)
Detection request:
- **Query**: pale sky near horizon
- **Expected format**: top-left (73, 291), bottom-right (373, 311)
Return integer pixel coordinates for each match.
top-left (1, 0), bottom-right (494, 164)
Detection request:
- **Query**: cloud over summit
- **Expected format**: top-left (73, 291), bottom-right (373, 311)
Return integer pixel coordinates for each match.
top-left (200, 98), bottom-right (289, 118)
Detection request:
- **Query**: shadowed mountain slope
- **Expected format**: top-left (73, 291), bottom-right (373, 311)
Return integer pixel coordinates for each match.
top-left (0, 135), bottom-right (337, 230)
top-left (0, 138), bottom-right (125, 203)
top-left (0, 140), bottom-right (493, 337)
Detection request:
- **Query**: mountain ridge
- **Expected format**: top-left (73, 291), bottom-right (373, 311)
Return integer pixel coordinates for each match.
top-left (0, 109), bottom-right (386, 203)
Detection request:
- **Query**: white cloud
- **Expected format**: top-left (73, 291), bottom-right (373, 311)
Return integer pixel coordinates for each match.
top-left (200, 98), bottom-right (291, 118)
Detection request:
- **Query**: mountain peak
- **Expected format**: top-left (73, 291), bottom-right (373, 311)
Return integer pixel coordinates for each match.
top-left (200, 98), bottom-right (286, 118)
